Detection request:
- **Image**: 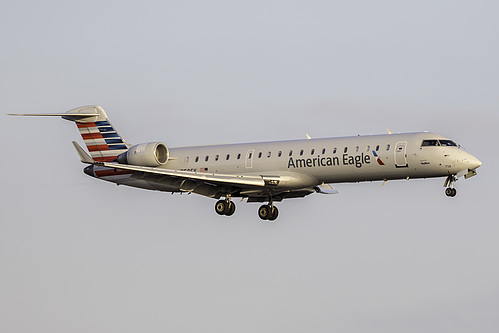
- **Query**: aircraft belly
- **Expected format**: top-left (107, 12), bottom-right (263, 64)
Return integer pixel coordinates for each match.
top-left (307, 163), bottom-right (430, 183)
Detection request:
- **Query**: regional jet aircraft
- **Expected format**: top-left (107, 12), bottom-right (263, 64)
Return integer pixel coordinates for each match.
top-left (10, 106), bottom-right (482, 220)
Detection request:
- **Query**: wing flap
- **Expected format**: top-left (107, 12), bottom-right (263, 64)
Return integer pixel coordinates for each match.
top-left (98, 162), bottom-right (266, 187)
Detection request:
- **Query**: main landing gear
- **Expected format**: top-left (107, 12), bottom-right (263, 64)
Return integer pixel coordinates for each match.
top-left (444, 175), bottom-right (457, 197)
top-left (258, 200), bottom-right (279, 221)
top-left (215, 196), bottom-right (236, 216)
top-left (214, 196), bottom-right (280, 221)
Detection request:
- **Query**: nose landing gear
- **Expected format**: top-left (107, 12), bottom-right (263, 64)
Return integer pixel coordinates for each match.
top-left (444, 175), bottom-right (458, 197)
top-left (445, 187), bottom-right (457, 197)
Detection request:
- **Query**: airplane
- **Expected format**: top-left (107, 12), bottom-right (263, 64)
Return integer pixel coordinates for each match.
top-left (10, 105), bottom-right (482, 221)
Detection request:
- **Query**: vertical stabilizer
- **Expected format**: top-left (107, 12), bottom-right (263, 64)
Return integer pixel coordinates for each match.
top-left (68, 106), bottom-right (130, 162)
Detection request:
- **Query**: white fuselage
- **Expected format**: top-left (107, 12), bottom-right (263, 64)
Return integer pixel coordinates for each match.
top-left (91, 132), bottom-right (481, 195)
top-left (12, 106), bottom-right (482, 219)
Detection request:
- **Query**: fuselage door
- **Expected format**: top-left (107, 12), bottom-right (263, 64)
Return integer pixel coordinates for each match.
top-left (245, 149), bottom-right (255, 168)
top-left (395, 141), bottom-right (408, 168)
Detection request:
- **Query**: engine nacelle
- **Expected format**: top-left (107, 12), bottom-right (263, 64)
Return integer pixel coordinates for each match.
top-left (116, 142), bottom-right (169, 167)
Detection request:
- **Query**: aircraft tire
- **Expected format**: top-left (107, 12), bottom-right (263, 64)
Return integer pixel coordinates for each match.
top-left (215, 200), bottom-right (228, 215)
top-left (268, 206), bottom-right (279, 221)
top-left (445, 188), bottom-right (457, 197)
top-left (258, 205), bottom-right (271, 220)
top-left (226, 202), bottom-right (236, 216)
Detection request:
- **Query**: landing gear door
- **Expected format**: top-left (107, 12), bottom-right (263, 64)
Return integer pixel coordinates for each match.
top-left (395, 141), bottom-right (408, 168)
top-left (245, 149), bottom-right (255, 168)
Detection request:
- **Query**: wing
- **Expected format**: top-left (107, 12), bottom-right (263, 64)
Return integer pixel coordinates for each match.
top-left (74, 142), bottom-right (329, 200)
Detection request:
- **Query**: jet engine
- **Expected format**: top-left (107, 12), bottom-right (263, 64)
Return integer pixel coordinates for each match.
top-left (116, 142), bottom-right (169, 167)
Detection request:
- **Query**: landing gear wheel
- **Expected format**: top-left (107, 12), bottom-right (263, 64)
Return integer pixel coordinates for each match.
top-left (226, 201), bottom-right (236, 216)
top-left (215, 199), bottom-right (236, 216)
top-left (445, 188), bottom-right (457, 197)
top-left (258, 205), bottom-right (272, 220)
top-left (268, 206), bottom-right (279, 221)
top-left (215, 200), bottom-right (228, 215)
top-left (258, 205), bottom-right (279, 221)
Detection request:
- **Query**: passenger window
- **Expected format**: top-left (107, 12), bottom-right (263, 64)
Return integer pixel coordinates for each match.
top-left (355, 146), bottom-right (359, 153)
top-left (366, 145), bottom-right (370, 152)
top-left (248, 152), bottom-right (252, 159)
top-left (278, 151), bottom-right (282, 157)
top-left (185, 157), bottom-right (189, 163)
top-left (322, 148), bottom-right (326, 154)
top-left (195, 156), bottom-right (199, 162)
top-left (205, 156), bottom-right (209, 162)
top-left (267, 152), bottom-right (271, 158)
top-left (289, 150), bottom-right (293, 156)
top-left (376, 145), bottom-right (380, 151)
top-left (300, 149), bottom-right (304, 156)
top-left (258, 152), bottom-right (262, 158)
top-left (311, 149), bottom-right (315, 155)
top-left (215, 155), bottom-right (219, 161)
top-left (344, 147), bottom-right (348, 153)
top-left (386, 144), bottom-right (390, 151)
top-left (226, 154), bottom-right (230, 160)
top-left (237, 153), bottom-right (241, 159)
top-left (333, 147), bottom-right (337, 154)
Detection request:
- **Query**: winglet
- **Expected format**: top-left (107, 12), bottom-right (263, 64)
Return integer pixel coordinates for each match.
top-left (72, 141), bottom-right (95, 164)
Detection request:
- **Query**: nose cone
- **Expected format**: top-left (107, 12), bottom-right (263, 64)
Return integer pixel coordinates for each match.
top-left (462, 151), bottom-right (482, 170)
top-left (469, 155), bottom-right (482, 170)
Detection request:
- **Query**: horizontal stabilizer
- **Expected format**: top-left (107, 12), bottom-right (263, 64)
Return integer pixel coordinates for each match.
top-left (8, 113), bottom-right (98, 117)
top-left (8, 106), bottom-right (105, 123)
top-left (72, 141), bottom-right (95, 164)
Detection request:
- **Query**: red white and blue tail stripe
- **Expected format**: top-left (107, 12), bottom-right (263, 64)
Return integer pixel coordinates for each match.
top-left (77, 120), bottom-right (129, 162)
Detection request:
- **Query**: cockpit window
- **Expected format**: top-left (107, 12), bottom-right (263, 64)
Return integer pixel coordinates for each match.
top-left (421, 140), bottom-right (439, 147)
top-left (421, 139), bottom-right (458, 147)
top-left (439, 140), bottom-right (457, 147)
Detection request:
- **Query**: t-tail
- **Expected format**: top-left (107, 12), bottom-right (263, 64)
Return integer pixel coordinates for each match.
top-left (9, 105), bottom-right (130, 162)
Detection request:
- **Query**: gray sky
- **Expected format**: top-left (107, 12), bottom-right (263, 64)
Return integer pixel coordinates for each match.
top-left (1, 1), bottom-right (498, 332)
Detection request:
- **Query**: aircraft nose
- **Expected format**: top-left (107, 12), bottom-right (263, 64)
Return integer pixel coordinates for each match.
top-left (470, 156), bottom-right (482, 169)
top-left (465, 152), bottom-right (482, 170)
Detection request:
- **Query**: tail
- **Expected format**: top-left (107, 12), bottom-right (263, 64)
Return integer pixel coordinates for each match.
top-left (71, 106), bottom-right (129, 162)
top-left (9, 105), bottom-right (130, 162)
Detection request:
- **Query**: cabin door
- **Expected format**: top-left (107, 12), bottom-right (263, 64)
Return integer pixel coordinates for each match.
top-left (245, 149), bottom-right (255, 168)
top-left (395, 141), bottom-right (408, 168)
